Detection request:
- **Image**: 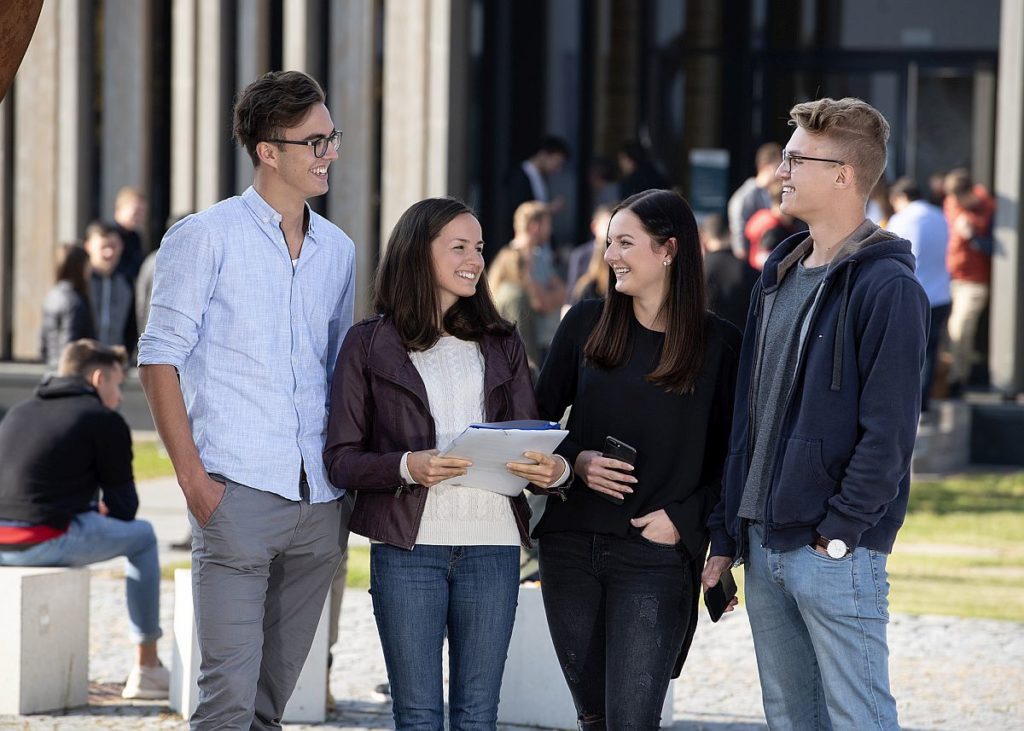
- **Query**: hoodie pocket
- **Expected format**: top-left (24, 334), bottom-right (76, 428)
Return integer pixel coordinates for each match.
top-left (770, 437), bottom-right (838, 526)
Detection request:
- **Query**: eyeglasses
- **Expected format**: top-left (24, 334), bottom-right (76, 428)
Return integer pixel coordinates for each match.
top-left (781, 149), bottom-right (845, 175)
top-left (266, 129), bottom-right (342, 158)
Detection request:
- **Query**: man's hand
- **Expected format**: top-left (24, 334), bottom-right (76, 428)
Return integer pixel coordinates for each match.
top-left (631, 509), bottom-right (679, 545)
top-left (182, 474), bottom-right (226, 527)
top-left (701, 555), bottom-right (739, 614)
top-left (407, 450), bottom-right (472, 488)
top-left (506, 451), bottom-right (566, 489)
top-left (573, 450), bottom-right (636, 500)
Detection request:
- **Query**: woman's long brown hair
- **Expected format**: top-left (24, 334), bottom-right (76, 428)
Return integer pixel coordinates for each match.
top-left (583, 189), bottom-right (707, 394)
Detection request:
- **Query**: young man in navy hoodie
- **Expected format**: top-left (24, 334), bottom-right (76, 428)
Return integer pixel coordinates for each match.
top-left (702, 98), bottom-right (928, 730)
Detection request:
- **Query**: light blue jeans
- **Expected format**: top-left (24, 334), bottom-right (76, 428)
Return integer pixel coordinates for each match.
top-left (0, 511), bottom-right (161, 643)
top-left (745, 523), bottom-right (899, 730)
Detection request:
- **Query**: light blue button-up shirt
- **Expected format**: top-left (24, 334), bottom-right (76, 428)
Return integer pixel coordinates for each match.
top-left (137, 187), bottom-right (355, 502)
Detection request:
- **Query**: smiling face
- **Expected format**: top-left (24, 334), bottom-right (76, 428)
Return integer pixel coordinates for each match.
top-left (431, 213), bottom-right (485, 314)
top-left (777, 126), bottom-right (848, 223)
top-left (260, 102), bottom-right (338, 203)
top-left (84, 231), bottom-right (123, 276)
top-left (605, 208), bottom-right (672, 305)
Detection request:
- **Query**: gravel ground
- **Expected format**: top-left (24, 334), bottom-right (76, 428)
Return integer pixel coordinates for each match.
top-left (1, 570), bottom-right (1020, 731)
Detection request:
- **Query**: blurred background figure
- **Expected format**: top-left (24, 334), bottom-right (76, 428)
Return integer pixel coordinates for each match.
top-left (83, 221), bottom-right (136, 354)
top-left (943, 168), bottom-right (995, 396)
top-left (867, 177), bottom-right (894, 226)
top-left (701, 213), bottom-right (758, 332)
top-left (888, 177), bottom-right (951, 415)
top-left (567, 228), bottom-right (610, 308)
top-left (113, 187), bottom-right (149, 283)
top-left (617, 141), bottom-right (670, 199)
top-left (743, 181), bottom-right (804, 270)
top-left (500, 136), bottom-right (570, 245)
top-left (489, 202), bottom-right (565, 368)
top-left (565, 205), bottom-right (613, 306)
top-left (727, 142), bottom-right (783, 260)
top-left (40, 243), bottom-right (94, 370)
top-left (587, 157), bottom-right (620, 211)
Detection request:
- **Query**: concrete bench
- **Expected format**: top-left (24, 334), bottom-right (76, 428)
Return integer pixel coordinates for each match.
top-left (499, 584), bottom-right (674, 728)
top-left (0, 566), bottom-right (90, 714)
top-left (170, 568), bottom-right (330, 723)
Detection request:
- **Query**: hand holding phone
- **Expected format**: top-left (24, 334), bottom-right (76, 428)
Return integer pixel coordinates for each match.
top-left (593, 436), bottom-right (637, 505)
top-left (703, 568), bottom-right (738, 623)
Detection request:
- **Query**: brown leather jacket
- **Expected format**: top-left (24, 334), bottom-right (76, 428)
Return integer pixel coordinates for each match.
top-left (323, 315), bottom-right (539, 549)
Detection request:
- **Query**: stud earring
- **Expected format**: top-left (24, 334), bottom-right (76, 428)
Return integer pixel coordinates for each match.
top-left (662, 258), bottom-right (671, 267)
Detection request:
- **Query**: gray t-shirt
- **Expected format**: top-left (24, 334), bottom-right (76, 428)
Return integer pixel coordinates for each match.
top-left (738, 258), bottom-right (828, 521)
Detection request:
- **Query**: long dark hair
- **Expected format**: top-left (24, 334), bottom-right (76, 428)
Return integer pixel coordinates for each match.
top-left (373, 197), bottom-right (513, 351)
top-left (583, 189), bottom-right (707, 394)
top-left (55, 243), bottom-right (91, 304)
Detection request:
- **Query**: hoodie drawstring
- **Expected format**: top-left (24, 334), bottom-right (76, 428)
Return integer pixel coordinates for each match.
top-left (830, 264), bottom-right (855, 392)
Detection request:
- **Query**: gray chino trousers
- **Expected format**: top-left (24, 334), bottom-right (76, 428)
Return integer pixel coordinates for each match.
top-left (188, 477), bottom-right (350, 731)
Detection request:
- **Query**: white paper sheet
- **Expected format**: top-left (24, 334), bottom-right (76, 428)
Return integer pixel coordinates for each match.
top-left (436, 425), bottom-right (569, 496)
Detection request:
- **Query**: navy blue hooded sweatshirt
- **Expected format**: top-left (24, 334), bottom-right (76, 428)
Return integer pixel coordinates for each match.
top-left (708, 220), bottom-right (929, 559)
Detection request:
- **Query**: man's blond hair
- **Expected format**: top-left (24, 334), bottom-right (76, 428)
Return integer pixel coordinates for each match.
top-left (513, 201), bottom-right (550, 236)
top-left (788, 97), bottom-right (889, 195)
top-left (58, 339), bottom-right (127, 379)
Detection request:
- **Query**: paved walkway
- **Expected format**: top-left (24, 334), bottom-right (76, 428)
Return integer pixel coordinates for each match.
top-left (2, 476), bottom-right (1022, 730)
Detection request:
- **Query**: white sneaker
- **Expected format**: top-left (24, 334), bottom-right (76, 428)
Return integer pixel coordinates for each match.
top-left (121, 663), bottom-right (170, 700)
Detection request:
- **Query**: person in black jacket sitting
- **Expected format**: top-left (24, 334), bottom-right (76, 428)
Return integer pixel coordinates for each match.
top-left (0, 339), bottom-right (169, 700)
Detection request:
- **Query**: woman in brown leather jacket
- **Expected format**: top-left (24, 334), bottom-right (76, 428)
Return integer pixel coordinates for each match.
top-left (324, 197), bottom-right (568, 731)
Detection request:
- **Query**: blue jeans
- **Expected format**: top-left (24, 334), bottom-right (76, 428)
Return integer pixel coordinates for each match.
top-left (745, 523), bottom-right (899, 730)
top-left (369, 543), bottom-right (520, 731)
top-left (0, 511), bottom-right (161, 643)
top-left (537, 531), bottom-right (693, 731)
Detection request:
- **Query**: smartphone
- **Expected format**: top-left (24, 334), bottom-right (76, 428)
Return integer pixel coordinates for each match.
top-left (704, 568), bottom-right (738, 623)
top-left (598, 436), bottom-right (637, 505)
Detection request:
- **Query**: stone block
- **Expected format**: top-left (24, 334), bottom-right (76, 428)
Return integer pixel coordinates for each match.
top-left (499, 584), bottom-right (673, 728)
top-left (171, 568), bottom-right (329, 723)
top-left (0, 567), bottom-right (89, 714)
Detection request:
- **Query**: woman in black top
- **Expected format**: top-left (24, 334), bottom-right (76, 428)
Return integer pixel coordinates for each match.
top-left (534, 189), bottom-right (740, 730)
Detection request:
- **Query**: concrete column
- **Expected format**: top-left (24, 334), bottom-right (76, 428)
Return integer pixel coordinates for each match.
top-left (11, 1), bottom-right (59, 359)
top-left (283, 0), bottom-right (325, 76)
top-left (235, 0), bottom-right (270, 194)
top-left (170, 0), bottom-right (197, 218)
top-left (990, 0), bottom-right (1024, 396)
top-left (102, 0), bottom-right (152, 219)
top-left (328, 0), bottom-right (378, 318)
top-left (194, 1), bottom-right (231, 212)
top-left (0, 98), bottom-right (12, 359)
top-left (56, 0), bottom-right (92, 243)
top-left (380, 0), bottom-right (469, 242)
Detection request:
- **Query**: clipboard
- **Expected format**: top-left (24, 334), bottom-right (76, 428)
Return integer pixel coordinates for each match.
top-left (436, 420), bottom-right (568, 496)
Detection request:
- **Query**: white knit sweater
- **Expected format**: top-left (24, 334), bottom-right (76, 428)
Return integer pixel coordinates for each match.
top-left (406, 336), bottom-right (520, 546)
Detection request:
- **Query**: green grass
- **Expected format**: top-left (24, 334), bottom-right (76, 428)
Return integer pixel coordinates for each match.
top-left (133, 439), bottom-right (176, 480)
top-left (887, 471), bottom-right (1024, 621)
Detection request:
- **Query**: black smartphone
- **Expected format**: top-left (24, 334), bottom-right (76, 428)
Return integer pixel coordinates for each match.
top-left (704, 568), bottom-right (738, 623)
top-left (598, 436), bottom-right (637, 505)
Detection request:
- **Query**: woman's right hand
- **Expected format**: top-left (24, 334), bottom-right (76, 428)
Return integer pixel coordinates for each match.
top-left (407, 450), bottom-right (473, 488)
top-left (573, 449), bottom-right (637, 500)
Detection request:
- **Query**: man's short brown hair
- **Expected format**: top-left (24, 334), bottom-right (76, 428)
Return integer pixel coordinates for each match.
top-left (788, 97), bottom-right (890, 195)
top-left (232, 70), bottom-right (326, 166)
top-left (58, 339), bottom-right (128, 379)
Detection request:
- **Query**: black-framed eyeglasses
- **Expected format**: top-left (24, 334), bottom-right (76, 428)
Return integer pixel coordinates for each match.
top-left (781, 149), bottom-right (845, 174)
top-left (266, 129), bottom-right (342, 158)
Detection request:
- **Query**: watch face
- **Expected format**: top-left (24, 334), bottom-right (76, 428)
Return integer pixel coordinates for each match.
top-left (827, 539), bottom-right (848, 559)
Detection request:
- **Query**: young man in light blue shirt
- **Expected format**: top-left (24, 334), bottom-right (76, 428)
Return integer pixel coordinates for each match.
top-left (138, 70), bottom-right (355, 730)
top-left (888, 176), bottom-right (951, 414)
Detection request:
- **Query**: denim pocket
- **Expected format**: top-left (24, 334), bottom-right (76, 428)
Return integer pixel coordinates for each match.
top-left (868, 549), bottom-right (891, 620)
top-left (770, 437), bottom-right (837, 526)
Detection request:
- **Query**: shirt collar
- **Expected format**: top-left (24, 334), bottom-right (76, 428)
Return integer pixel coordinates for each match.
top-left (241, 186), bottom-right (318, 239)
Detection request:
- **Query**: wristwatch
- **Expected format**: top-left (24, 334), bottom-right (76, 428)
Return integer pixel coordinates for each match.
top-left (813, 535), bottom-right (850, 558)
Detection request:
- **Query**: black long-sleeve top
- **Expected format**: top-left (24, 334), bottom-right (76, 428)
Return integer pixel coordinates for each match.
top-left (532, 299), bottom-right (740, 561)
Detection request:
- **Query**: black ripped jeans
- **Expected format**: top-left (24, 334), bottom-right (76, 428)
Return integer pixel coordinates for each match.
top-left (537, 531), bottom-right (693, 731)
